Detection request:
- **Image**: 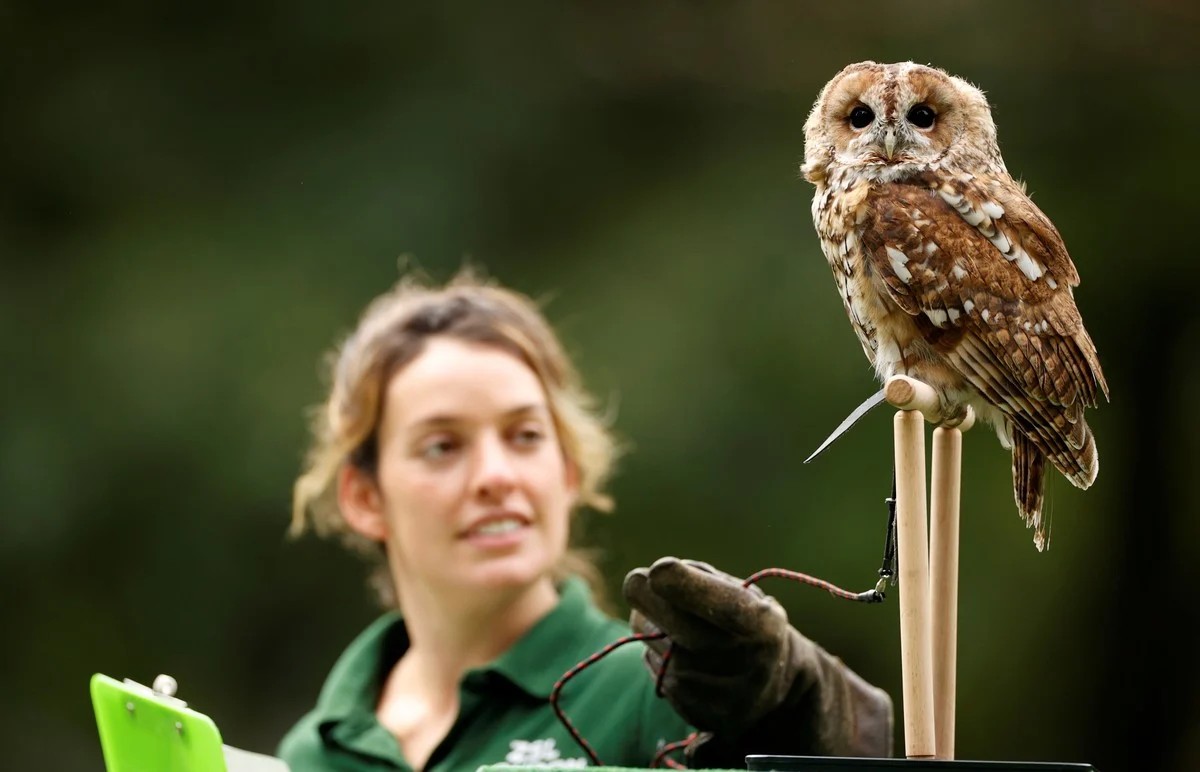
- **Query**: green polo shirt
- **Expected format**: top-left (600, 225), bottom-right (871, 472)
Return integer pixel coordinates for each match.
top-left (278, 578), bottom-right (693, 770)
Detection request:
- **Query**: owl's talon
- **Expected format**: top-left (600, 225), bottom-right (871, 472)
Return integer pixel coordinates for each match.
top-left (939, 401), bottom-right (969, 427)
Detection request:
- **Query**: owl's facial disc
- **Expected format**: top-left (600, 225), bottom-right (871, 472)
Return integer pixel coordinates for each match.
top-left (851, 103), bottom-right (937, 167)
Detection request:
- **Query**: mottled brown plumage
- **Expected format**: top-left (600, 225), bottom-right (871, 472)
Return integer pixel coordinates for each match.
top-left (802, 61), bottom-right (1108, 550)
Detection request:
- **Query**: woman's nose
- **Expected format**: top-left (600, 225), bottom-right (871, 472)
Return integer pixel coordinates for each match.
top-left (472, 433), bottom-right (517, 500)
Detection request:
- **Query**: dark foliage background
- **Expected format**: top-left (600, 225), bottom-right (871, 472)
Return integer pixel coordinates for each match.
top-left (4, 2), bottom-right (1198, 769)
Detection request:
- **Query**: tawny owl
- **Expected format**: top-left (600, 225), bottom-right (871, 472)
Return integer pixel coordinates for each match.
top-left (802, 61), bottom-right (1108, 550)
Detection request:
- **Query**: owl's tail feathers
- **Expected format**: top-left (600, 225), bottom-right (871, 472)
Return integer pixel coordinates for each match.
top-left (1013, 411), bottom-right (1099, 552)
top-left (1049, 406), bottom-right (1100, 490)
top-left (1012, 432), bottom-right (1049, 551)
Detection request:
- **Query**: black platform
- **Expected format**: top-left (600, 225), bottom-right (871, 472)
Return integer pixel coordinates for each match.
top-left (745, 756), bottom-right (1098, 771)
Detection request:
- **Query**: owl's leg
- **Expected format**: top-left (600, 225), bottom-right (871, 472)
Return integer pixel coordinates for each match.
top-left (937, 393), bottom-right (970, 427)
top-left (895, 367), bottom-right (970, 427)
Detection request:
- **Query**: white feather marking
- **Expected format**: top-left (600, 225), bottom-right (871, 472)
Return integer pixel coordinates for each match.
top-left (981, 308), bottom-right (991, 322)
top-left (886, 247), bottom-right (912, 283)
top-left (963, 299), bottom-right (975, 314)
top-left (925, 308), bottom-right (949, 327)
top-left (923, 241), bottom-right (938, 255)
top-left (982, 201), bottom-right (1005, 219)
top-left (1023, 321), bottom-right (1032, 331)
top-left (961, 208), bottom-right (985, 227)
top-left (947, 308), bottom-right (961, 323)
top-left (939, 190), bottom-right (964, 207)
top-left (1046, 276), bottom-right (1058, 290)
top-left (989, 231), bottom-right (1011, 253)
top-left (1014, 249), bottom-right (1044, 281)
top-left (951, 264), bottom-right (968, 280)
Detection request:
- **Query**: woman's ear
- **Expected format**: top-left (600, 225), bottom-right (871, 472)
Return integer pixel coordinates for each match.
top-left (564, 457), bottom-right (581, 504)
top-left (337, 464), bottom-right (388, 542)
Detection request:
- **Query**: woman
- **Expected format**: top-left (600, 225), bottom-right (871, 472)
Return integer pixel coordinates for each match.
top-left (279, 270), bottom-right (892, 770)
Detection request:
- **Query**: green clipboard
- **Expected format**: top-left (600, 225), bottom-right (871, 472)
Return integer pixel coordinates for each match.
top-left (91, 673), bottom-right (228, 772)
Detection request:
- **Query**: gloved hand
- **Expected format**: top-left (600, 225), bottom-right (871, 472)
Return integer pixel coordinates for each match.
top-left (623, 557), bottom-right (893, 765)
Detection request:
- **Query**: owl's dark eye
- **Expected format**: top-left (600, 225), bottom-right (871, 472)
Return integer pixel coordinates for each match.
top-left (907, 104), bottom-right (937, 129)
top-left (848, 105), bottom-right (874, 129)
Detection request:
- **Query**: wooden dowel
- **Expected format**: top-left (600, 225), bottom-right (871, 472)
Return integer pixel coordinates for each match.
top-left (885, 375), bottom-right (976, 432)
top-left (885, 375), bottom-right (941, 418)
top-left (930, 426), bottom-right (962, 760)
top-left (893, 409), bottom-right (935, 759)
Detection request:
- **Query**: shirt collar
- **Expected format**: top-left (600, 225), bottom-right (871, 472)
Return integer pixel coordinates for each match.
top-left (315, 610), bottom-right (408, 723)
top-left (314, 576), bottom-right (617, 721)
top-left (485, 576), bottom-right (620, 699)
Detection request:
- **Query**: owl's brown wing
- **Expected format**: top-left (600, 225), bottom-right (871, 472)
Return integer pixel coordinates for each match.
top-left (860, 173), bottom-right (1107, 487)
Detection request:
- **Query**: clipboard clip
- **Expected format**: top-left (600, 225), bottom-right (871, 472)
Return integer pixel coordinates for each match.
top-left (121, 674), bottom-right (188, 710)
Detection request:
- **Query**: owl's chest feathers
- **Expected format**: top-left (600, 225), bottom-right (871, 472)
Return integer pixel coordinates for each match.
top-left (812, 174), bottom-right (949, 384)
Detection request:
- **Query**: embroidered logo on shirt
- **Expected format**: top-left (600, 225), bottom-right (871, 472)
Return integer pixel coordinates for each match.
top-left (499, 738), bottom-right (587, 767)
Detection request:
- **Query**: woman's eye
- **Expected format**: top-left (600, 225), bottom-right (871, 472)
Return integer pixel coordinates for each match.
top-left (511, 425), bottom-right (546, 448)
top-left (848, 105), bottom-right (874, 129)
top-left (418, 437), bottom-right (459, 461)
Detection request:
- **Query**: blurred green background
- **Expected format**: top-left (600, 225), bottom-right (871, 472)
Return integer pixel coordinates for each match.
top-left (4, 2), bottom-right (1198, 770)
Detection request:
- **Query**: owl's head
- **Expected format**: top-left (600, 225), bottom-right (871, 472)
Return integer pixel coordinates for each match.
top-left (802, 61), bottom-right (1004, 184)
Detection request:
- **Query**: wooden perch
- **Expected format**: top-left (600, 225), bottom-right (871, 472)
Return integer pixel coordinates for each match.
top-left (884, 374), bottom-right (974, 760)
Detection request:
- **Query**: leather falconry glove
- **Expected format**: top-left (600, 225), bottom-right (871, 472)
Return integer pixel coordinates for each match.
top-left (623, 557), bottom-right (893, 767)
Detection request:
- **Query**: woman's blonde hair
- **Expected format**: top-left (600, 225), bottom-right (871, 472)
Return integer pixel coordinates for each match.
top-left (291, 268), bottom-right (619, 607)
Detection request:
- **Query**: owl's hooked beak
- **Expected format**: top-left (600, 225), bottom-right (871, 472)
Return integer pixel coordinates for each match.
top-left (883, 129), bottom-right (897, 160)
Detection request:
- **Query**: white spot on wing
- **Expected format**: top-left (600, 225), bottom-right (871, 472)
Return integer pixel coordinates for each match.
top-left (963, 299), bottom-right (975, 314)
top-left (886, 247), bottom-right (912, 283)
top-left (951, 265), bottom-right (968, 281)
top-left (1013, 249), bottom-right (1044, 281)
top-left (1046, 276), bottom-right (1058, 290)
top-left (939, 190), bottom-right (964, 207)
top-left (925, 308), bottom-right (949, 327)
top-left (923, 241), bottom-right (938, 255)
top-left (947, 308), bottom-right (961, 323)
top-left (981, 309), bottom-right (991, 322)
top-left (981, 201), bottom-right (1005, 219)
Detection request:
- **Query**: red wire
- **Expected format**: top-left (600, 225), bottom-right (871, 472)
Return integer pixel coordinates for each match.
top-left (548, 631), bottom-right (666, 767)
top-left (551, 567), bottom-right (877, 768)
top-left (651, 732), bottom-right (698, 769)
top-left (741, 566), bottom-right (869, 599)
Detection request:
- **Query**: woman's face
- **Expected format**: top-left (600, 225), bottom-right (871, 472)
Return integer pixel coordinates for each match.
top-left (347, 337), bottom-right (577, 603)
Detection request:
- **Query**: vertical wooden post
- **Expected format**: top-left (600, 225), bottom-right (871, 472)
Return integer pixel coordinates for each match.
top-left (931, 426), bottom-right (962, 760)
top-left (885, 375), bottom-right (974, 760)
top-left (893, 408), bottom-right (934, 759)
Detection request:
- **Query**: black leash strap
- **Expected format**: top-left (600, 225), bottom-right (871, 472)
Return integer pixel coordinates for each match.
top-left (804, 388), bottom-right (888, 464)
top-left (877, 466), bottom-right (898, 594)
